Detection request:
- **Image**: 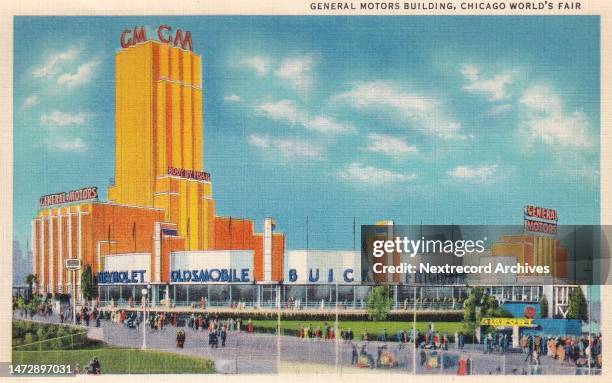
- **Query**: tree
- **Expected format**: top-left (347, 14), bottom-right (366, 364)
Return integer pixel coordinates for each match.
top-left (366, 286), bottom-right (393, 322)
top-left (80, 265), bottom-right (98, 301)
top-left (567, 287), bottom-right (588, 321)
top-left (462, 288), bottom-right (511, 334)
top-left (25, 274), bottom-right (37, 302)
top-left (26, 294), bottom-right (41, 314)
top-left (539, 294), bottom-right (549, 318)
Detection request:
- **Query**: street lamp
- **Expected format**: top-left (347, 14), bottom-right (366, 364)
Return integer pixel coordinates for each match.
top-left (141, 288), bottom-right (148, 349)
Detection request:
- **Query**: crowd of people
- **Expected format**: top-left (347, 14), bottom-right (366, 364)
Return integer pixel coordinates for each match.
top-left (297, 322), bottom-right (336, 340)
top-left (294, 322), bottom-right (463, 353)
top-left (101, 309), bottom-right (261, 349)
top-left (519, 333), bottom-right (602, 370)
top-left (184, 314), bottom-right (244, 348)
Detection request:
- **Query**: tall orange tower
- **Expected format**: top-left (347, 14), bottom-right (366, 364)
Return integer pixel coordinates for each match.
top-left (108, 41), bottom-right (214, 251)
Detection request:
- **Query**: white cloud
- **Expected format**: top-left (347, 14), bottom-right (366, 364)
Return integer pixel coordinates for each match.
top-left (47, 137), bottom-right (87, 152)
top-left (224, 94), bottom-right (242, 102)
top-left (335, 81), bottom-right (464, 140)
top-left (520, 85), bottom-right (562, 112)
top-left (461, 65), bottom-right (512, 101)
top-left (248, 134), bottom-right (323, 159)
top-left (242, 56), bottom-right (270, 76)
top-left (338, 162), bottom-right (416, 185)
top-left (41, 110), bottom-right (87, 126)
top-left (257, 100), bottom-right (353, 135)
top-left (363, 133), bottom-right (418, 158)
top-left (448, 164), bottom-right (498, 181)
top-left (257, 100), bottom-right (300, 126)
top-left (523, 112), bottom-right (592, 148)
top-left (302, 116), bottom-right (355, 134)
top-left (57, 60), bottom-right (98, 88)
top-left (32, 47), bottom-right (78, 78)
top-left (519, 85), bottom-right (593, 149)
top-left (275, 54), bottom-right (316, 94)
top-left (247, 134), bottom-right (270, 148)
top-left (22, 95), bottom-right (38, 109)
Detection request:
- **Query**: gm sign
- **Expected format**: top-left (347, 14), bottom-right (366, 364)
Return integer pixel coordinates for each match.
top-left (120, 25), bottom-right (193, 51)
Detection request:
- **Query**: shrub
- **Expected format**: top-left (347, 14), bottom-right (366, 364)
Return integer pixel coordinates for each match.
top-left (36, 328), bottom-right (45, 341)
top-left (56, 326), bottom-right (66, 338)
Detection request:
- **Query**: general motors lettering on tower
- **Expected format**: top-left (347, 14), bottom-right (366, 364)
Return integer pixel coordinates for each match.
top-left (120, 25), bottom-right (193, 51)
top-left (39, 187), bottom-right (98, 208)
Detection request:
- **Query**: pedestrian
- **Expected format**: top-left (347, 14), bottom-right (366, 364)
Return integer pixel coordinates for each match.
top-left (457, 355), bottom-right (468, 375)
top-left (176, 329), bottom-right (186, 348)
top-left (485, 333), bottom-right (494, 354)
top-left (525, 335), bottom-right (534, 362)
top-left (379, 329), bottom-right (388, 342)
top-left (221, 326), bottom-right (227, 347)
top-left (86, 357), bottom-right (101, 374)
top-left (362, 329), bottom-right (368, 342)
top-left (351, 343), bottom-right (358, 365)
top-left (520, 335), bottom-right (528, 354)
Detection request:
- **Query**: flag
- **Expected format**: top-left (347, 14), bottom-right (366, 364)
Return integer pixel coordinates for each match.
top-left (228, 216), bottom-right (232, 245)
top-left (132, 222), bottom-right (136, 252)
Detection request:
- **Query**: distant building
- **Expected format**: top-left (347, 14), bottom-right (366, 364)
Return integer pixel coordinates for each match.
top-left (12, 240), bottom-right (32, 286)
top-left (491, 235), bottom-right (568, 278)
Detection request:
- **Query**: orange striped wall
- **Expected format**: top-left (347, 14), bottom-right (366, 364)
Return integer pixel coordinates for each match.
top-left (213, 217), bottom-right (255, 250)
top-left (253, 235), bottom-right (264, 282)
top-left (34, 203), bottom-right (166, 293)
top-left (272, 233), bottom-right (285, 281)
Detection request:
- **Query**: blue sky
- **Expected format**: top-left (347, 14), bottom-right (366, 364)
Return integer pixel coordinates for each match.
top-left (13, 16), bottom-right (600, 250)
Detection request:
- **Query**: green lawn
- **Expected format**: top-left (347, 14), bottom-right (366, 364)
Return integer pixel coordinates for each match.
top-left (252, 320), bottom-right (464, 338)
top-left (13, 348), bottom-right (215, 374)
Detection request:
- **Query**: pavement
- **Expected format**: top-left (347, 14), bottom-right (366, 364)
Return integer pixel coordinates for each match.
top-left (12, 310), bottom-right (592, 375)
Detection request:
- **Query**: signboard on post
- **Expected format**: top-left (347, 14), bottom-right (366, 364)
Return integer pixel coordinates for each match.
top-left (65, 259), bottom-right (81, 324)
top-left (65, 259), bottom-right (81, 270)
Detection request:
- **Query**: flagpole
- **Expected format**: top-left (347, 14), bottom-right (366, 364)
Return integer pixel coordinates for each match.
top-left (335, 282), bottom-right (339, 373)
top-left (413, 285), bottom-right (416, 374)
